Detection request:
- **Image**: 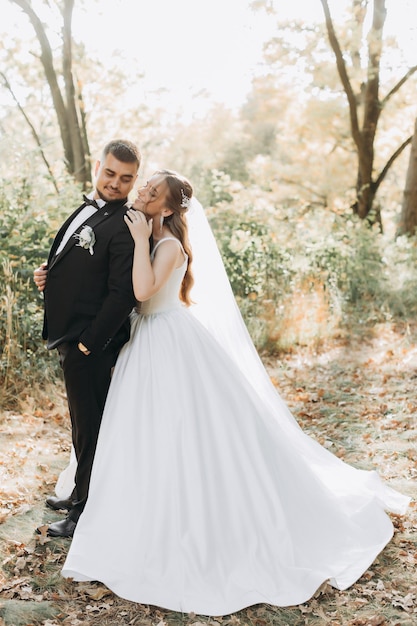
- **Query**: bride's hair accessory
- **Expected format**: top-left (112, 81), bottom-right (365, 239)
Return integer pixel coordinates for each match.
top-left (180, 190), bottom-right (191, 209)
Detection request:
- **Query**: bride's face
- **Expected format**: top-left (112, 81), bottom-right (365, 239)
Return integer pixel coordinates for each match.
top-left (133, 174), bottom-right (169, 219)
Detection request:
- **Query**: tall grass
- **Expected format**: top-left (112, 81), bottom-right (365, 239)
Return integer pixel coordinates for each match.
top-left (0, 247), bottom-right (60, 410)
top-left (0, 179), bottom-right (72, 410)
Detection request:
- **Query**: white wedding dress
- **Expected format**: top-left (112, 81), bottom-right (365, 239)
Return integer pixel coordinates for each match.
top-left (62, 232), bottom-right (410, 616)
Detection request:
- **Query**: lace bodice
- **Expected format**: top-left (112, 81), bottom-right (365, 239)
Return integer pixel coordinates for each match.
top-left (139, 238), bottom-right (187, 315)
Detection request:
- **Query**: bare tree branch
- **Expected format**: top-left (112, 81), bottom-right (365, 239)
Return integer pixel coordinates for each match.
top-left (0, 71), bottom-right (59, 193)
top-left (374, 135), bottom-right (413, 192)
top-left (9, 0), bottom-right (91, 185)
top-left (382, 65), bottom-right (417, 107)
top-left (319, 0), bottom-right (362, 150)
top-left (279, 177), bottom-right (327, 203)
top-left (10, 0), bottom-right (74, 170)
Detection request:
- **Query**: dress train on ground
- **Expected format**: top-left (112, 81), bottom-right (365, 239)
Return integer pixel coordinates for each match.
top-left (61, 244), bottom-right (410, 615)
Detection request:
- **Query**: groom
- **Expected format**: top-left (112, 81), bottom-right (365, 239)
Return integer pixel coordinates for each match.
top-left (34, 139), bottom-right (140, 537)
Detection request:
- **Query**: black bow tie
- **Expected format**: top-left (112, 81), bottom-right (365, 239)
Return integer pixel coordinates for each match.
top-left (83, 194), bottom-right (100, 209)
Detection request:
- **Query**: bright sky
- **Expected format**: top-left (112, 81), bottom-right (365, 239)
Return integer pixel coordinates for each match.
top-left (73, 0), bottom-right (416, 119)
top-left (72, 0), bottom-right (275, 118)
top-left (3, 0), bottom-right (416, 121)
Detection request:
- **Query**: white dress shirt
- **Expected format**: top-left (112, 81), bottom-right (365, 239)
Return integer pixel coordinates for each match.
top-left (55, 194), bottom-right (106, 255)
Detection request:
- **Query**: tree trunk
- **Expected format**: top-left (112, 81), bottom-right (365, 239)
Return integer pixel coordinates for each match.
top-left (396, 117), bottom-right (417, 236)
top-left (319, 0), bottom-right (415, 226)
top-left (62, 0), bottom-right (89, 183)
top-left (9, 0), bottom-right (91, 187)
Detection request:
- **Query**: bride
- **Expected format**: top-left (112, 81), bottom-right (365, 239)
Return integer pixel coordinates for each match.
top-left (61, 169), bottom-right (410, 616)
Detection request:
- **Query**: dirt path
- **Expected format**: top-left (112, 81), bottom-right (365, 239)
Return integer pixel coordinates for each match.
top-left (1, 323), bottom-right (416, 626)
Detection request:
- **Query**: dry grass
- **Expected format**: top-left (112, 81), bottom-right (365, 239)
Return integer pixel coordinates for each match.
top-left (274, 278), bottom-right (342, 352)
top-left (0, 322), bottom-right (416, 626)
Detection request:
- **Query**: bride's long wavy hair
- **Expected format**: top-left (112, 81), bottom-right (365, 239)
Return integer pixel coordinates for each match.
top-left (156, 169), bottom-right (194, 306)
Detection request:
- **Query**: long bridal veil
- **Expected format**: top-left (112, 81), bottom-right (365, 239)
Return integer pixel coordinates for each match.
top-left (185, 197), bottom-right (408, 515)
top-left (55, 197), bottom-right (409, 516)
top-left (187, 197), bottom-right (300, 426)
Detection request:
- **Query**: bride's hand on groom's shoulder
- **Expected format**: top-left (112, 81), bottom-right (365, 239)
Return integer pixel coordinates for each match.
top-left (34, 262), bottom-right (48, 292)
top-left (124, 209), bottom-right (152, 243)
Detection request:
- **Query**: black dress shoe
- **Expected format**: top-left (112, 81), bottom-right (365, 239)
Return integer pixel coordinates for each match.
top-left (44, 517), bottom-right (77, 538)
top-left (46, 495), bottom-right (74, 511)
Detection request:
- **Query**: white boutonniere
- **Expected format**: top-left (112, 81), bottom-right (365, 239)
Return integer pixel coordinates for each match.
top-left (74, 225), bottom-right (96, 255)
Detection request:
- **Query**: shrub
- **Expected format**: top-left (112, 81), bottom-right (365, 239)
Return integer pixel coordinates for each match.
top-left (0, 179), bottom-right (76, 408)
top-left (207, 187), bottom-right (417, 352)
top-left (3, 171), bottom-right (417, 408)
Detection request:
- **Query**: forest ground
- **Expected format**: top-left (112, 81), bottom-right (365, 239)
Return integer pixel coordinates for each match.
top-left (0, 321), bottom-right (416, 626)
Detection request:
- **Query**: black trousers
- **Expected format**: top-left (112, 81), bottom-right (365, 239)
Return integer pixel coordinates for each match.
top-left (57, 341), bottom-right (118, 522)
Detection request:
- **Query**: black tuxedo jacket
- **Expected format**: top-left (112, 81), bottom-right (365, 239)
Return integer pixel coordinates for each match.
top-left (43, 199), bottom-right (136, 353)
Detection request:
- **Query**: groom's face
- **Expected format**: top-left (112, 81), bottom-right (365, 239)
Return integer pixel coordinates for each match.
top-left (94, 153), bottom-right (138, 203)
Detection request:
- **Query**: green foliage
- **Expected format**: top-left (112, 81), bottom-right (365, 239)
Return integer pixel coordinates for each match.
top-left (301, 218), bottom-right (385, 305)
top-left (196, 169), bottom-right (234, 207)
top-left (3, 172), bottom-right (417, 408)
top-left (0, 180), bottom-right (65, 407)
top-left (207, 182), bottom-right (417, 352)
top-left (209, 202), bottom-right (295, 300)
top-left (383, 234), bottom-right (417, 317)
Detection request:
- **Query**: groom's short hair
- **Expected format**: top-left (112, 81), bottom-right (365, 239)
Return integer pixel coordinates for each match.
top-left (102, 139), bottom-right (141, 169)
